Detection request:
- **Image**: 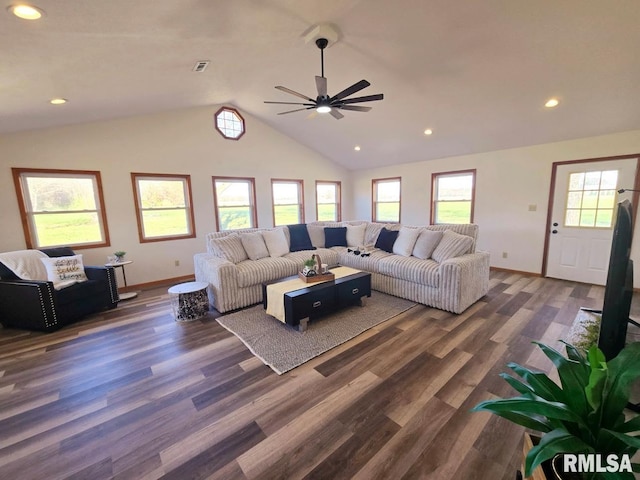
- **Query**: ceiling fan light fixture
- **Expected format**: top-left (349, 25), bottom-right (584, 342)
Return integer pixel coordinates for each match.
top-left (8, 4), bottom-right (44, 20)
top-left (316, 105), bottom-right (331, 113)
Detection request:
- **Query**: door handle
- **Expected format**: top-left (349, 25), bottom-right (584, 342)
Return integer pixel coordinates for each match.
top-left (552, 229), bottom-right (558, 234)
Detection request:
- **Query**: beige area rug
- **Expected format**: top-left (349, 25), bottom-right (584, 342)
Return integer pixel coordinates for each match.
top-left (216, 292), bottom-right (416, 375)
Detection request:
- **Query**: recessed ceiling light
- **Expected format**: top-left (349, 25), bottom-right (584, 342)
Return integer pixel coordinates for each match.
top-left (50, 98), bottom-right (67, 105)
top-left (424, 129), bottom-right (433, 135)
top-left (8, 4), bottom-right (44, 20)
top-left (354, 145), bottom-right (361, 151)
top-left (545, 98), bottom-right (559, 108)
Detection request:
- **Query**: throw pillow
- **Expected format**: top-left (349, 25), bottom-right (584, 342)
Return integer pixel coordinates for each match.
top-left (392, 226), bottom-right (421, 257)
top-left (431, 230), bottom-right (474, 263)
top-left (412, 229), bottom-right (444, 260)
top-left (324, 227), bottom-right (347, 248)
top-left (375, 227), bottom-right (399, 253)
top-left (346, 223), bottom-right (366, 247)
top-left (262, 228), bottom-right (290, 257)
top-left (287, 224), bottom-right (315, 252)
top-left (208, 234), bottom-right (249, 264)
top-left (240, 232), bottom-right (269, 261)
top-left (307, 225), bottom-right (325, 248)
top-left (40, 254), bottom-right (88, 290)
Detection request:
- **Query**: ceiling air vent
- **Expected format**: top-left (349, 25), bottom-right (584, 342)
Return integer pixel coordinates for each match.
top-left (193, 61), bottom-right (210, 73)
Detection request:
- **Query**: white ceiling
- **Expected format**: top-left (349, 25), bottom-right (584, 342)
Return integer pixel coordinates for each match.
top-left (3, 0), bottom-right (640, 170)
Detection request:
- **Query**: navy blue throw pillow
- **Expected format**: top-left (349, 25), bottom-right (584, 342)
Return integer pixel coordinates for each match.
top-left (287, 224), bottom-right (315, 252)
top-left (375, 227), bottom-right (399, 253)
top-left (324, 227), bottom-right (348, 248)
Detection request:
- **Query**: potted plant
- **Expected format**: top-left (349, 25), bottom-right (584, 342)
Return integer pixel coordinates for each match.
top-left (114, 251), bottom-right (126, 262)
top-left (472, 341), bottom-right (640, 479)
top-left (302, 258), bottom-right (317, 277)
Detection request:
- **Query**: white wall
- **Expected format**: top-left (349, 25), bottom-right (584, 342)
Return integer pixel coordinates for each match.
top-left (0, 105), bottom-right (350, 286)
top-left (351, 129), bottom-right (640, 284)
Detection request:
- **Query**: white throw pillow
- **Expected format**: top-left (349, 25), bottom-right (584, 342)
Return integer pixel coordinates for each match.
top-left (392, 226), bottom-right (421, 257)
top-left (307, 225), bottom-right (325, 249)
top-left (208, 234), bottom-right (249, 264)
top-left (240, 232), bottom-right (269, 261)
top-left (412, 230), bottom-right (444, 260)
top-left (262, 228), bottom-right (290, 258)
top-left (346, 223), bottom-right (366, 247)
top-left (40, 254), bottom-right (88, 290)
top-left (0, 249), bottom-right (48, 280)
top-left (431, 230), bottom-right (474, 263)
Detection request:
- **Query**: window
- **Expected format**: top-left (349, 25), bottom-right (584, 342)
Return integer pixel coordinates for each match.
top-left (212, 176), bottom-right (257, 231)
top-left (564, 170), bottom-right (618, 228)
top-left (12, 168), bottom-right (110, 249)
top-left (316, 181), bottom-right (341, 221)
top-left (372, 177), bottom-right (401, 222)
top-left (131, 173), bottom-right (196, 242)
top-left (214, 107), bottom-right (245, 140)
top-left (272, 179), bottom-right (304, 226)
top-left (431, 170), bottom-right (476, 224)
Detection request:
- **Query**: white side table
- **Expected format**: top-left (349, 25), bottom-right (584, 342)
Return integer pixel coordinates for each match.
top-left (168, 281), bottom-right (209, 322)
top-left (105, 260), bottom-right (138, 300)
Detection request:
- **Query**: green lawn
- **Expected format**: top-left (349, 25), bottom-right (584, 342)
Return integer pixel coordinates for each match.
top-left (142, 210), bottom-right (189, 237)
top-left (435, 202), bottom-right (471, 224)
top-left (317, 204), bottom-right (337, 221)
top-left (34, 212), bottom-right (103, 247)
top-left (274, 205), bottom-right (301, 225)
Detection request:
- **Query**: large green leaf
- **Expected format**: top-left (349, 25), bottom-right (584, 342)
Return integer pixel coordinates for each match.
top-left (500, 373), bottom-right (535, 396)
top-left (601, 343), bottom-right (640, 428)
top-left (601, 429), bottom-right (640, 450)
top-left (535, 342), bottom-right (590, 416)
top-left (618, 414), bottom-right (640, 434)
top-left (507, 362), bottom-right (565, 402)
top-left (472, 395), bottom-right (586, 426)
top-left (562, 340), bottom-right (587, 363)
top-left (484, 409), bottom-right (553, 433)
top-left (524, 428), bottom-right (594, 476)
top-left (585, 345), bottom-right (608, 413)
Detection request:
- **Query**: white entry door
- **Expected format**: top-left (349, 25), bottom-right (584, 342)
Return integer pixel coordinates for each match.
top-left (546, 158), bottom-right (637, 285)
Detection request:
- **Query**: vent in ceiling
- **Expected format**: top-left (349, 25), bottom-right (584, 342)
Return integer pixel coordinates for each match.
top-left (193, 61), bottom-right (210, 73)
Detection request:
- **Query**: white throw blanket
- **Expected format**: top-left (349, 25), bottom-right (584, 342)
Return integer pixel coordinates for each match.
top-left (0, 249), bottom-right (48, 281)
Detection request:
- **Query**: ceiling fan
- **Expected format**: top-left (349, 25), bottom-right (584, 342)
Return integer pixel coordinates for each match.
top-left (264, 37), bottom-right (384, 119)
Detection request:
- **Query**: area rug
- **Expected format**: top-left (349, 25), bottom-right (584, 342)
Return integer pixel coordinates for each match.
top-left (216, 292), bottom-right (416, 374)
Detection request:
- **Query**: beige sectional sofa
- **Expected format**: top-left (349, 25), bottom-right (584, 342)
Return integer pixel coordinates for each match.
top-left (194, 221), bottom-right (490, 315)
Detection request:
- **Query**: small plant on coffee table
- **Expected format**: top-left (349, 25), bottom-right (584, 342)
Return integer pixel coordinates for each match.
top-left (302, 258), bottom-right (317, 277)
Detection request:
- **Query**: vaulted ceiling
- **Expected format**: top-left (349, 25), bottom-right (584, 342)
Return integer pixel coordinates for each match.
top-left (3, 0), bottom-right (640, 170)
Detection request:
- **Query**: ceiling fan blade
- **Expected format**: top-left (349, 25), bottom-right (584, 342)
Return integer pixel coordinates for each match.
top-left (264, 101), bottom-right (315, 106)
top-left (336, 93), bottom-right (384, 105)
top-left (277, 107), bottom-right (315, 115)
top-left (330, 80), bottom-right (371, 102)
top-left (315, 76), bottom-right (327, 97)
top-left (329, 109), bottom-right (344, 120)
top-left (337, 105), bottom-right (372, 112)
top-left (275, 86), bottom-right (315, 102)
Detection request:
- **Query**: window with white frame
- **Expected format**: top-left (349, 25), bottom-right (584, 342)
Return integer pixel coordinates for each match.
top-left (372, 177), bottom-right (401, 222)
top-left (213, 176), bottom-right (257, 231)
top-left (131, 173), bottom-right (196, 242)
top-left (272, 179), bottom-right (304, 226)
top-left (316, 181), bottom-right (341, 221)
top-left (431, 170), bottom-right (476, 224)
top-left (12, 168), bottom-right (110, 249)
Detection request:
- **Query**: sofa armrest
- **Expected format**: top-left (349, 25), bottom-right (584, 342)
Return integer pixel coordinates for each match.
top-left (438, 251), bottom-right (490, 313)
top-left (85, 266), bottom-right (119, 307)
top-left (0, 279), bottom-right (60, 331)
top-left (194, 253), bottom-right (239, 313)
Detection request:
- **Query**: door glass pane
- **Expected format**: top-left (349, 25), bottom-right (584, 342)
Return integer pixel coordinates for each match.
top-left (567, 192), bottom-right (582, 209)
top-left (596, 210), bottom-right (613, 228)
top-left (564, 169), bottom-right (618, 228)
top-left (569, 172), bottom-right (585, 190)
top-left (598, 190), bottom-right (616, 209)
top-left (600, 171), bottom-right (618, 189)
top-left (583, 171), bottom-right (601, 190)
top-left (579, 210), bottom-right (596, 227)
top-left (565, 209), bottom-right (580, 226)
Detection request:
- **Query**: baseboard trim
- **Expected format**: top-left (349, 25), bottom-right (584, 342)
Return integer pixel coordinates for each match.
top-left (489, 266), bottom-right (542, 277)
top-left (120, 274), bottom-right (195, 292)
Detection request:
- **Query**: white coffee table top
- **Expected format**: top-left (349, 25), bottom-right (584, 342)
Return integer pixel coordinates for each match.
top-left (168, 281), bottom-right (208, 295)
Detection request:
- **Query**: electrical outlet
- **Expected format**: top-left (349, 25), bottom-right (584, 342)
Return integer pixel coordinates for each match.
top-left (174, 260), bottom-right (180, 267)
top-left (502, 252), bottom-right (508, 259)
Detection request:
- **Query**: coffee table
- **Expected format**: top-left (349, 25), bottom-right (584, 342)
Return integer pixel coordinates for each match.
top-left (262, 266), bottom-right (371, 332)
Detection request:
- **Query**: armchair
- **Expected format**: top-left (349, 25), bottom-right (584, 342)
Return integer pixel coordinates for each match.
top-left (0, 247), bottom-right (119, 332)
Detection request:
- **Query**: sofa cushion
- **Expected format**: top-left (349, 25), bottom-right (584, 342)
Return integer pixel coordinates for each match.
top-left (375, 228), bottom-right (399, 253)
top-left (334, 247), bottom-right (393, 274)
top-left (307, 225), bottom-right (325, 248)
top-left (412, 229), bottom-right (444, 260)
top-left (208, 234), bottom-right (249, 264)
top-left (426, 224), bottom-right (477, 253)
top-left (392, 226), bottom-right (421, 257)
top-left (284, 248), bottom-right (339, 269)
top-left (365, 222), bottom-right (400, 246)
top-left (240, 232), bottom-right (269, 261)
top-left (324, 227), bottom-right (347, 247)
top-left (431, 230), bottom-right (474, 263)
top-left (262, 228), bottom-right (290, 258)
top-left (40, 254), bottom-right (89, 290)
top-left (377, 255), bottom-right (440, 287)
top-left (346, 223), bottom-right (366, 247)
top-left (287, 224), bottom-right (315, 252)
top-left (235, 256), bottom-right (297, 287)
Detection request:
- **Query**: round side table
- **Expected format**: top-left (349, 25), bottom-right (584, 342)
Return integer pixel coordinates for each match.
top-left (105, 260), bottom-right (138, 300)
top-left (168, 281), bottom-right (209, 322)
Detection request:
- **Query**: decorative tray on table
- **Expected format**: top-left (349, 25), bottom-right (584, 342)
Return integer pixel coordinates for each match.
top-left (298, 253), bottom-right (335, 283)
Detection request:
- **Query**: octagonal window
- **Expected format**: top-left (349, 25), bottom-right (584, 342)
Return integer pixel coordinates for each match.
top-left (214, 107), bottom-right (245, 140)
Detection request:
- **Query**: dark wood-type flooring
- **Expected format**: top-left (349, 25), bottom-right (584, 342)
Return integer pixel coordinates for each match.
top-left (0, 272), bottom-right (634, 479)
